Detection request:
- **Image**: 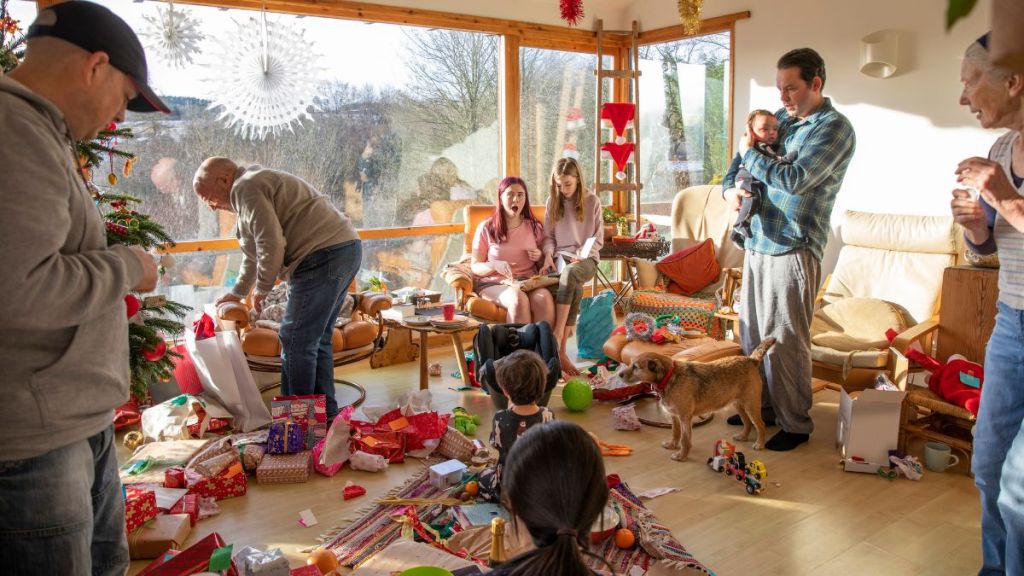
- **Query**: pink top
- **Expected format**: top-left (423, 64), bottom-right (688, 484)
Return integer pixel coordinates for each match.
top-left (472, 217), bottom-right (544, 285)
top-left (543, 191), bottom-right (604, 261)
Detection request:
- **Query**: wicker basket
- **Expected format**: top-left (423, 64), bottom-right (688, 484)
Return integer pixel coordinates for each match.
top-left (436, 426), bottom-right (475, 461)
top-left (598, 237), bottom-right (670, 260)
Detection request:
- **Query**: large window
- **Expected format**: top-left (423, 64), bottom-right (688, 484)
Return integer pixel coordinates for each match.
top-left (518, 49), bottom-right (612, 205)
top-left (87, 0), bottom-right (499, 296)
top-left (638, 32), bottom-right (731, 215)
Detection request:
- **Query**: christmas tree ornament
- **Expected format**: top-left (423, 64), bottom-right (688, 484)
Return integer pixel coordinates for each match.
top-left (125, 294), bottom-right (141, 319)
top-left (142, 340), bottom-right (168, 362)
top-left (559, 0), bottom-right (584, 27)
top-left (140, 1), bottom-right (204, 70)
top-left (677, 0), bottom-right (704, 35)
top-left (205, 9), bottom-right (323, 140)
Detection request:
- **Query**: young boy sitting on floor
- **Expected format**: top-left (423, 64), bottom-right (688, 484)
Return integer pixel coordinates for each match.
top-left (724, 109), bottom-right (797, 248)
top-left (477, 349), bottom-right (554, 502)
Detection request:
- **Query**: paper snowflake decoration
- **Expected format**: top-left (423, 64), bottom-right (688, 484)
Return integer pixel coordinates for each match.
top-left (205, 12), bottom-right (323, 140)
top-left (140, 3), bottom-right (204, 69)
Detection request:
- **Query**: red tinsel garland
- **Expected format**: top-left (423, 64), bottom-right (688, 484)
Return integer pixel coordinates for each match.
top-left (560, 0), bottom-right (584, 26)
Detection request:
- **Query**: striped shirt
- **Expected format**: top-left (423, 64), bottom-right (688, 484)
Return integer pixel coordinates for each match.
top-left (741, 98), bottom-right (856, 261)
top-left (965, 131), bottom-right (1024, 309)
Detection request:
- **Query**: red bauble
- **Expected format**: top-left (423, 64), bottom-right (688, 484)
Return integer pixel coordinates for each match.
top-left (560, 0), bottom-right (584, 26)
top-left (142, 340), bottom-right (167, 362)
top-left (125, 294), bottom-right (141, 318)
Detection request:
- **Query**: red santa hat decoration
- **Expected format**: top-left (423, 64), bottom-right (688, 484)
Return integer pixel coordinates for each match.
top-left (600, 102), bottom-right (635, 144)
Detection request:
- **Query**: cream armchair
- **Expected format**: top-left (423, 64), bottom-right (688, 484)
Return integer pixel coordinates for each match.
top-left (811, 210), bottom-right (962, 391)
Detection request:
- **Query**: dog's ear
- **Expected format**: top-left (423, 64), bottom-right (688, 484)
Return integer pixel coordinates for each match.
top-left (647, 358), bottom-right (660, 373)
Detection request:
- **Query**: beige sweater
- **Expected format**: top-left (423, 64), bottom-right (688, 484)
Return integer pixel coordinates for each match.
top-left (230, 166), bottom-right (359, 298)
top-left (0, 76), bottom-right (144, 460)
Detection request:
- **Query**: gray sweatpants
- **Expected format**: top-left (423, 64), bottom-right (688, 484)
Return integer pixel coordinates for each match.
top-left (739, 249), bottom-right (820, 435)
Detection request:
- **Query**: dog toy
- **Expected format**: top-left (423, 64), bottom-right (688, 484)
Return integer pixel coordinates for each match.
top-left (452, 407), bottom-right (480, 435)
top-left (886, 329), bottom-right (983, 416)
top-left (623, 312), bottom-right (657, 341)
top-left (588, 431), bottom-right (633, 456)
top-left (562, 378), bottom-right (593, 411)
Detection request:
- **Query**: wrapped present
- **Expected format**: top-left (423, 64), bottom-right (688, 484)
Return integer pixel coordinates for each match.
top-left (288, 566), bottom-right (321, 576)
top-left (164, 466), bottom-right (185, 489)
top-left (136, 550), bottom-right (179, 574)
top-left (352, 431), bottom-right (405, 463)
top-left (194, 452), bottom-right (235, 477)
top-left (187, 462), bottom-right (248, 501)
top-left (128, 513), bottom-right (192, 560)
top-left (168, 493), bottom-right (199, 526)
top-left (239, 443), bottom-right (266, 472)
top-left (234, 546), bottom-right (290, 576)
top-left (267, 419), bottom-right (304, 454)
top-left (312, 436), bottom-right (343, 477)
top-left (125, 487), bottom-right (158, 534)
top-left (135, 532), bottom-right (238, 576)
top-left (271, 395), bottom-right (326, 449)
top-left (186, 438), bottom-right (236, 471)
top-left (257, 451), bottom-right (313, 484)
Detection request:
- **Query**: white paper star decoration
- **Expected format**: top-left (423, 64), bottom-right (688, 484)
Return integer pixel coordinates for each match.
top-left (140, 3), bottom-right (204, 69)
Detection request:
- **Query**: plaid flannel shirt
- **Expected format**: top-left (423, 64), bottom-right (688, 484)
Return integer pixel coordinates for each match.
top-left (741, 97), bottom-right (856, 261)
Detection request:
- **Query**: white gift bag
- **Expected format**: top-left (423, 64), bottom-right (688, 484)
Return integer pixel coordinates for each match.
top-left (184, 315), bottom-right (272, 432)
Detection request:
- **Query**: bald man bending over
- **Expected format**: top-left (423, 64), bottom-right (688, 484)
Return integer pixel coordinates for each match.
top-left (0, 2), bottom-right (165, 573)
top-left (194, 157), bottom-right (361, 422)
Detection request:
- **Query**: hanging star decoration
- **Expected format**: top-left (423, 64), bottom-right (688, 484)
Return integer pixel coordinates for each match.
top-left (205, 11), bottom-right (323, 140)
top-left (677, 0), bottom-right (704, 35)
top-left (140, 2), bottom-right (204, 69)
top-left (560, 0), bottom-right (584, 27)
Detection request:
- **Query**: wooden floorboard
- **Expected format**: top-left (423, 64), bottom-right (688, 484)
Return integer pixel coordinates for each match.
top-left (123, 340), bottom-right (981, 575)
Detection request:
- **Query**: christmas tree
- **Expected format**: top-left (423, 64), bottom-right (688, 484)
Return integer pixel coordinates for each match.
top-left (77, 125), bottom-right (191, 401)
top-left (0, 0), bottom-right (26, 74)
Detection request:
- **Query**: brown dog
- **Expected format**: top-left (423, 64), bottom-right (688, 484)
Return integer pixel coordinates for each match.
top-left (620, 338), bottom-right (775, 461)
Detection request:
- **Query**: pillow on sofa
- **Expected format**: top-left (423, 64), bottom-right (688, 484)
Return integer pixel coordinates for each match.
top-left (656, 239), bottom-right (721, 296)
top-left (810, 297), bottom-right (908, 352)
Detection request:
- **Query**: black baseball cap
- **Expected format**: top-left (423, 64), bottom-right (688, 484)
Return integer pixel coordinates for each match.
top-left (27, 1), bottom-right (170, 114)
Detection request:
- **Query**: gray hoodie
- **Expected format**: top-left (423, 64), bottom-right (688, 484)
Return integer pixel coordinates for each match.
top-left (0, 75), bottom-right (144, 460)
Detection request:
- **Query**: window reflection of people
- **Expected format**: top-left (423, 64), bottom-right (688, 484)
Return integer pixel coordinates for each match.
top-left (431, 156), bottom-right (474, 202)
top-left (149, 156), bottom-right (199, 240)
top-left (949, 33), bottom-right (1024, 576)
top-left (471, 177), bottom-right (554, 325)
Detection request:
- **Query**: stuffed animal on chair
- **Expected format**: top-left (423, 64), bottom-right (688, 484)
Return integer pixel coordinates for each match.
top-left (887, 330), bottom-right (983, 417)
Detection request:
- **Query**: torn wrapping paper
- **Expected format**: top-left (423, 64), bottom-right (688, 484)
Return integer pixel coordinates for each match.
top-left (349, 450), bottom-right (389, 472)
top-left (234, 546), bottom-right (290, 576)
top-left (637, 487), bottom-right (682, 500)
top-left (121, 439), bottom-right (210, 486)
top-left (612, 404), bottom-right (642, 431)
top-left (297, 509), bottom-right (318, 528)
top-left (313, 408), bottom-right (353, 477)
top-left (343, 481), bottom-right (366, 500)
top-left (352, 431), bottom-right (405, 464)
top-left (141, 394), bottom-right (210, 442)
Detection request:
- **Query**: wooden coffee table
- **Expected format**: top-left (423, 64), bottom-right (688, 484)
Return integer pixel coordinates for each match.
top-left (400, 317), bottom-right (480, 390)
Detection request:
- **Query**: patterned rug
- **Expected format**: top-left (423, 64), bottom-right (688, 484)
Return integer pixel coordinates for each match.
top-left (318, 468), bottom-right (713, 574)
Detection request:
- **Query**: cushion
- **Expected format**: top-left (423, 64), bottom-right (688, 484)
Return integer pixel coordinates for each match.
top-left (656, 239), bottom-right (721, 296)
top-left (621, 290), bottom-right (722, 339)
top-left (811, 297), bottom-right (908, 352)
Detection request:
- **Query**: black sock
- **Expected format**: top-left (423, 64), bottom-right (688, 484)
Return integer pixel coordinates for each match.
top-left (765, 430), bottom-right (809, 451)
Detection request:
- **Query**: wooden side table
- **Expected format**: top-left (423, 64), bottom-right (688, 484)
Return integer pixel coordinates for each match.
top-left (400, 319), bottom-right (480, 390)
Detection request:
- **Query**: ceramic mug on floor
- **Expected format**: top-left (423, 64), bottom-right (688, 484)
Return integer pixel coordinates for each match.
top-left (924, 441), bottom-right (960, 472)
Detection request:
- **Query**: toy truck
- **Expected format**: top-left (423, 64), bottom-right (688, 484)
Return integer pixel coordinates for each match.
top-left (707, 440), bottom-right (767, 496)
top-left (707, 439), bottom-right (737, 473)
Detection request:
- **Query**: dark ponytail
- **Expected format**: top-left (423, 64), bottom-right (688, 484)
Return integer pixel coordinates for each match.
top-left (496, 421), bottom-right (613, 576)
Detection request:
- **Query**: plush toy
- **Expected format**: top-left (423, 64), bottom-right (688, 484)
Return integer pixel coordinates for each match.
top-left (886, 329), bottom-right (983, 417)
top-left (452, 407), bottom-right (480, 436)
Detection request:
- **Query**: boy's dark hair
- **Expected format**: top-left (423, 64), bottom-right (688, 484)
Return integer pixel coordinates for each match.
top-left (499, 421), bottom-right (611, 576)
top-left (495, 349), bottom-right (548, 406)
top-left (777, 47), bottom-right (826, 88)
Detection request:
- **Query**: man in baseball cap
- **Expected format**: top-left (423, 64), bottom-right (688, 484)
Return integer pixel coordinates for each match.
top-left (0, 2), bottom-right (163, 573)
top-left (27, 0), bottom-right (169, 113)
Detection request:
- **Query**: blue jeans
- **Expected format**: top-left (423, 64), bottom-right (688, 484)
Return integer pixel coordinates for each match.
top-left (0, 425), bottom-right (128, 575)
top-left (974, 301), bottom-right (1024, 575)
top-left (280, 240), bottom-right (362, 421)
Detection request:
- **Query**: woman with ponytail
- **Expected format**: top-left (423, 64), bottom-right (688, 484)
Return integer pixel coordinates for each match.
top-left (491, 421), bottom-right (613, 576)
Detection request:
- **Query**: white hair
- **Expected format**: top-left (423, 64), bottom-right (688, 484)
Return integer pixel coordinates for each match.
top-left (964, 41), bottom-right (1014, 82)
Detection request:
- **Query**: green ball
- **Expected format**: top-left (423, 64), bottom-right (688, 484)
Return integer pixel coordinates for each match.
top-left (562, 378), bottom-right (593, 412)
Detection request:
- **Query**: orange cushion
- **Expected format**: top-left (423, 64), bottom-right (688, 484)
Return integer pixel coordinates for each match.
top-left (656, 239), bottom-right (721, 296)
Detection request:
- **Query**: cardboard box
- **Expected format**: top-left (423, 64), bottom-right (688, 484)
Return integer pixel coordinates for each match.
top-left (836, 388), bottom-right (907, 473)
top-left (429, 459), bottom-right (467, 489)
top-left (128, 513), bottom-right (192, 560)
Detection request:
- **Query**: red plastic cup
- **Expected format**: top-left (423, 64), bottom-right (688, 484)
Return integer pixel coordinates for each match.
top-left (443, 303), bottom-right (456, 321)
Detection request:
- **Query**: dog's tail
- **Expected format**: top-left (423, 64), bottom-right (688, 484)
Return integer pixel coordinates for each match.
top-left (749, 337), bottom-right (776, 363)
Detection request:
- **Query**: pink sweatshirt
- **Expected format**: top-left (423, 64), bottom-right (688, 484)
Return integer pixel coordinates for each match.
top-left (473, 218), bottom-right (544, 285)
top-left (543, 191), bottom-right (604, 261)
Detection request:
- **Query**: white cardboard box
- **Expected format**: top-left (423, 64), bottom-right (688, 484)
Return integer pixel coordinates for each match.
top-left (429, 459), bottom-right (467, 489)
top-left (836, 388), bottom-right (907, 473)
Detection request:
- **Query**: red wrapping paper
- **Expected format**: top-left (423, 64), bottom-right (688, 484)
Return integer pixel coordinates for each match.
top-left (168, 493), bottom-right (199, 526)
top-left (135, 532), bottom-right (237, 576)
top-left (164, 466), bottom-right (185, 489)
top-left (186, 462), bottom-right (247, 501)
top-left (125, 487), bottom-right (158, 534)
top-left (351, 431), bottom-right (405, 463)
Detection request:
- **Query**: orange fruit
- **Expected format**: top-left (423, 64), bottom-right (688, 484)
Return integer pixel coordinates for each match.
top-left (308, 548), bottom-right (339, 574)
top-left (614, 528), bottom-right (635, 549)
top-left (465, 480), bottom-right (479, 496)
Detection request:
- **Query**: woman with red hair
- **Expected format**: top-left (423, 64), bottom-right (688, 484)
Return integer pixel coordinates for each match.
top-left (471, 177), bottom-right (554, 325)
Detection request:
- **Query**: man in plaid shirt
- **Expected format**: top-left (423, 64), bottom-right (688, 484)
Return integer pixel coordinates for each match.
top-left (723, 48), bottom-right (856, 451)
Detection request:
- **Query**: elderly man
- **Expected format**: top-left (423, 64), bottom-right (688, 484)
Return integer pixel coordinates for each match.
top-left (0, 2), bottom-right (163, 573)
top-left (722, 48), bottom-right (856, 452)
top-left (194, 157), bottom-right (361, 421)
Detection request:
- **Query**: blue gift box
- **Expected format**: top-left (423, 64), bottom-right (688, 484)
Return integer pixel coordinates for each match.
top-left (267, 419), bottom-right (303, 454)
